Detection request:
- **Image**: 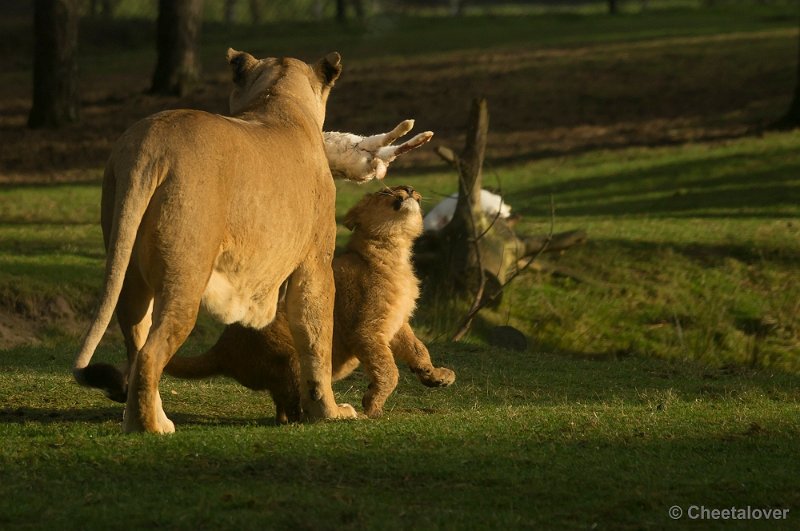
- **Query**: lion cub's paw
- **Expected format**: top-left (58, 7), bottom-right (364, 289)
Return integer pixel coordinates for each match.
top-left (362, 395), bottom-right (385, 419)
top-left (365, 407), bottom-right (384, 419)
top-left (417, 367), bottom-right (456, 388)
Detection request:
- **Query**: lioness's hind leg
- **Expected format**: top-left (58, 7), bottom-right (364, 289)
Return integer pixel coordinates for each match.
top-left (391, 323), bottom-right (455, 388)
top-left (115, 264), bottom-right (154, 400)
top-left (285, 258), bottom-right (356, 421)
top-left (123, 293), bottom-right (201, 434)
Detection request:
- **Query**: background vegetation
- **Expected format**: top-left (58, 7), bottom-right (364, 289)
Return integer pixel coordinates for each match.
top-left (1, 1), bottom-right (798, 528)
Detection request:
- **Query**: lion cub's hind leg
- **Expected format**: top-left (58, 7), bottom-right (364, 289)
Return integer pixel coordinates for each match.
top-left (390, 323), bottom-right (456, 388)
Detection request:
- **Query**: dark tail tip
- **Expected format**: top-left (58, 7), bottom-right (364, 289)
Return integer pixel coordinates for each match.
top-left (73, 363), bottom-right (128, 403)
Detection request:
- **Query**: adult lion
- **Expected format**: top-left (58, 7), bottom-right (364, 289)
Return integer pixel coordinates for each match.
top-left (74, 50), bottom-right (363, 433)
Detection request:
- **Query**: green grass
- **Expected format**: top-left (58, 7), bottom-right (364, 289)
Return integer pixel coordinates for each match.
top-left (1, 341), bottom-right (799, 529)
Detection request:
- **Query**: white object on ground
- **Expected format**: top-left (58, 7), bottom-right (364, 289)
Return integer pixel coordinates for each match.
top-left (423, 189), bottom-right (512, 232)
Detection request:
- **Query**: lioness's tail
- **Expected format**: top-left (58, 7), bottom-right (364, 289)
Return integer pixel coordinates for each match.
top-left (164, 350), bottom-right (223, 380)
top-left (73, 162), bottom-right (158, 398)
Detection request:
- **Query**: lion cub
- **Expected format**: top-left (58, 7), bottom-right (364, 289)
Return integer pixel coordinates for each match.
top-left (166, 185), bottom-right (455, 421)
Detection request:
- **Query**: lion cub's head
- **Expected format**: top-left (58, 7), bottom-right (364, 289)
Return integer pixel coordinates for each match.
top-left (226, 48), bottom-right (342, 123)
top-left (343, 185), bottom-right (424, 240)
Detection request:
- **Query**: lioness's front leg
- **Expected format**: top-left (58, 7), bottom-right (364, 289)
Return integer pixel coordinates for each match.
top-left (391, 323), bottom-right (456, 388)
top-left (285, 256), bottom-right (356, 421)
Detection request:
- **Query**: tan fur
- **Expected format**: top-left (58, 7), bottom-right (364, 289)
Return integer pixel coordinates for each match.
top-left (166, 186), bottom-right (456, 420)
top-left (73, 49), bottom-right (358, 433)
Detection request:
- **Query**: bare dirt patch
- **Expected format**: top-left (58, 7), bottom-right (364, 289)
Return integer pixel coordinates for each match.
top-left (0, 293), bottom-right (87, 349)
top-left (0, 310), bottom-right (41, 349)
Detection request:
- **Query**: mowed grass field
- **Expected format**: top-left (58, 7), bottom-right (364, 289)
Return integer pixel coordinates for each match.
top-left (1, 4), bottom-right (799, 529)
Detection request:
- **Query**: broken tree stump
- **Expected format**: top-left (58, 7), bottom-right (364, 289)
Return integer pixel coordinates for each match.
top-left (414, 98), bottom-right (587, 335)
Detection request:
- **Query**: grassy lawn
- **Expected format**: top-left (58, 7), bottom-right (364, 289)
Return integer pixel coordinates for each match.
top-left (1, 341), bottom-right (798, 529)
top-left (1, 3), bottom-right (800, 528)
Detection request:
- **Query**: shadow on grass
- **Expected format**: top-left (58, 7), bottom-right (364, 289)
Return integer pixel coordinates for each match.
top-left (0, 406), bottom-right (121, 425)
top-left (1, 413), bottom-right (798, 529)
top-left (428, 342), bottom-right (800, 406)
top-left (569, 236), bottom-right (800, 269)
top-left (0, 406), bottom-right (281, 428)
top-left (508, 149), bottom-right (800, 218)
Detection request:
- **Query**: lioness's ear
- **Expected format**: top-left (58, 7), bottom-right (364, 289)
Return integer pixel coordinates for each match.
top-left (226, 48), bottom-right (258, 85)
top-left (315, 52), bottom-right (342, 86)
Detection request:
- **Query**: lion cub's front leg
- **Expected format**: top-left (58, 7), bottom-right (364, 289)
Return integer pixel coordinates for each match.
top-left (357, 341), bottom-right (400, 418)
top-left (391, 323), bottom-right (456, 388)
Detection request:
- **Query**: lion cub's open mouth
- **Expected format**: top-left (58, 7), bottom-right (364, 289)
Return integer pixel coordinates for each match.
top-left (379, 185), bottom-right (422, 213)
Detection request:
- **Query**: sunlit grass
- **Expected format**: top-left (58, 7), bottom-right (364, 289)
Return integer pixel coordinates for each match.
top-left (1, 340), bottom-right (799, 528)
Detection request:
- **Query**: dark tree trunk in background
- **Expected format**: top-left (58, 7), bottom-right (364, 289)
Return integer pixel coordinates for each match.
top-left (90, 0), bottom-right (116, 19)
top-left (150, 0), bottom-right (203, 96)
top-left (352, 0), bottom-right (365, 19)
top-left (336, 0), bottom-right (365, 22)
top-left (249, 0), bottom-right (262, 24)
top-left (312, 0), bottom-right (323, 20)
top-left (28, 0), bottom-right (80, 129)
top-left (776, 20), bottom-right (800, 127)
top-left (336, 0), bottom-right (346, 22)
top-left (224, 0), bottom-right (237, 24)
top-left (608, 0), bottom-right (618, 14)
top-left (450, 0), bottom-right (466, 16)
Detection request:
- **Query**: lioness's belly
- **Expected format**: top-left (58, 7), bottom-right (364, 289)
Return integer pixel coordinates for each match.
top-left (202, 270), bottom-right (281, 329)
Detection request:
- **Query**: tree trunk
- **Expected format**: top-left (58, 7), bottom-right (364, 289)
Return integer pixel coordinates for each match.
top-left (415, 99), bottom-right (526, 298)
top-left (224, 0), bottom-right (237, 24)
top-left (312, 0), bottom-right (324, 20)
top-left (28, 0), bottom-right (80, 129)
top-left (414, 98), bottom-right (587, 317)
top-left (100, 0), bottom-right (116, 19)
top-left (450, 0), bottom-right (465, 16)
top-left (352, 0), bottom-right (365, 19)
top-left (336, 0), bottom-right (347, 22)
top-left (608, 0), bottom-right (618, 14)
top-left (776, 19), bottom-right (800, 128)
top-left (150, 0), bottom-right (203, 97)
top-left (249, 0), bottom-right (261, 24)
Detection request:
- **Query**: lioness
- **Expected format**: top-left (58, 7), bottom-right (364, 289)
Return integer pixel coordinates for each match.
top-left (166, 186), bottom-right (456, 420)
top-left (74, 49), bottom-right (361, 433)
